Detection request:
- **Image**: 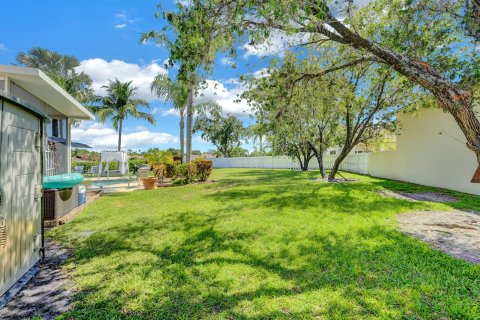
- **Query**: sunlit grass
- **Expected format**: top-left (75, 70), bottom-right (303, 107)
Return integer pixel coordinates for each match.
top-left (50, 169), bottom-right (480, 319)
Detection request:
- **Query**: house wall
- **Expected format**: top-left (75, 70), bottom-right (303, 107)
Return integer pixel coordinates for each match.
top-left (0, 97), bottom-right (42, 298)
top-left (370, 108), bottom-right (479, 195)
top-left (9, 81), bottom-right (70, 175)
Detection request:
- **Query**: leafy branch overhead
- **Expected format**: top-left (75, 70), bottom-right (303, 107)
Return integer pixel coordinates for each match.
top-left (156, 0), bottom-right (480, 178)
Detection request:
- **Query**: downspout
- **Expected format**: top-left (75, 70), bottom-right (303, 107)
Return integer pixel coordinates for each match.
top-left (40, 119), bottom-right (45, 259)
top-left (66, 117), bottom-right (72, 173)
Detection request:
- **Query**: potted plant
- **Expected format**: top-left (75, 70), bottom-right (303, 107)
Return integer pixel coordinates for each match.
top-left (141, 172), bottom-right (157, 190)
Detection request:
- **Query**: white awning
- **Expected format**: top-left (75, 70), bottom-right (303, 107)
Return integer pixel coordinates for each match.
top-left (0, 65), bottom-right (95, 120)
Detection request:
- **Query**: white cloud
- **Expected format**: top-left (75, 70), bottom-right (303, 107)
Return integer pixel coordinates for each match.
top-left (197, 80), bottom-right (252, 117)
top-left (252, 68), bottom-right (270, 78)
top-left (221, 57), bottom-right (235, 66)
top-left (113, 11), bottom-right (141, 30)
top-left (243, 30), bottom-right (310, 58)
top-left (115, 12), bottom-right (127, 19)
top-left (72, 122), bottom-right (177, 150)
top-left (0, 43), bottom-right (6, 51)
top-left (76, 58), bottom-right (168, 101)
top-left (160, 108), bottom-right (180, 117)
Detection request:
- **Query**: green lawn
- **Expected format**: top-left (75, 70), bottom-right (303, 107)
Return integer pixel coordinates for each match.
top-left (50, 169), bottom-right (480, 319)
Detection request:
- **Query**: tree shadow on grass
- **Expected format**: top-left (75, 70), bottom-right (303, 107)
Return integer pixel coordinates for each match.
top-left (58, 208), bottom-right (480, 319)
top-left (209, 180), bottom-right (428, 215)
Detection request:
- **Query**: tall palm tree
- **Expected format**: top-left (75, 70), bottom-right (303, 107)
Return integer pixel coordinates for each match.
top-left (16, 47), bottom-right (94, 103)
top-left (92, 78), bottom-right (156, 151)
top-left (150, 74), bottom-right (188, 162)
top-left (248, 122), bottom-right (269, 156)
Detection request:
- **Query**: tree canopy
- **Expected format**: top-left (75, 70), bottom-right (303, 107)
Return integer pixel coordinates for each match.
top-left (154, 0), bottom-right (480, 178)
top-left (16, 47), bottom-right (94, 103)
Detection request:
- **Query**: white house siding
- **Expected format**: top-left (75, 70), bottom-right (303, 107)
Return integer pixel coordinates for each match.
top-left (370, 108), bottom-right (480, 195)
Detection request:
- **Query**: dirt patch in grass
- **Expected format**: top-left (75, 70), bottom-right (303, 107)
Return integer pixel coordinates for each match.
top-left (378, 190), bottom-right (458, 203)
top-left (0, 239), bottom-right (73, 319)
top-left (311, 178), bottom-right (358, 183)
top-left (397, 210), bottom-right (480, 264)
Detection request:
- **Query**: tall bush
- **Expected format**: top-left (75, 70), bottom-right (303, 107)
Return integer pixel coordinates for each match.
top-left (193, 159), bottom-right (213, 182)
top-left (175, 162), bottom-right (197, 184)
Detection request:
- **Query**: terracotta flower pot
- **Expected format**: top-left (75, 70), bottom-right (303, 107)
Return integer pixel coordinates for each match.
top-left (141, 177), bottom-right (157, 190)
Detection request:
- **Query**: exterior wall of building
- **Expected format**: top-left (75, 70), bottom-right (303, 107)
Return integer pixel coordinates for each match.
top-left (9, 81), bottom-right (70, 175)
top-left (370, 108), bottom-right (479, 195)
top-left (0, 97), bottom-right (42, 298)
top-left (9, 81), bottom-right (61, 117)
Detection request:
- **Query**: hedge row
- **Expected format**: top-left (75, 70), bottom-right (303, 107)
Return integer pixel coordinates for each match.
top-left (72, 159), bottom-right (147, 173)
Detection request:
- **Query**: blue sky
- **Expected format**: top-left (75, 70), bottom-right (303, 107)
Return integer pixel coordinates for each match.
top-left (0, 0), bottom-right (286, 152)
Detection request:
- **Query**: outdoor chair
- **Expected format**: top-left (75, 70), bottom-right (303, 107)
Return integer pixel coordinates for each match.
top-left (136, 168), bottom-right (151, 186)
top-left (73, 166), bottom-right (84, 174)
top-left (85, 165), bottom-right (99, 177)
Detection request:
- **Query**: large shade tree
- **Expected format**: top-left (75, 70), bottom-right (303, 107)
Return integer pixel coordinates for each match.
top-left (151, 74), bottom-right (188, 161)
top-left (194, 110), bottom-right (246, 157)
top-left (156, 0), bottom-right (480, 182)
top-left (141, 1), bottom-right (236, 162)
top-left (92, 78), bottom-right (156, 151)
top-left (243, 53), bottom-right (343, 177)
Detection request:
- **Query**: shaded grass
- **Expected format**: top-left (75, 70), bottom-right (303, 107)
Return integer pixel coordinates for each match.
top-left (49, 169), bottom-right (480, 319)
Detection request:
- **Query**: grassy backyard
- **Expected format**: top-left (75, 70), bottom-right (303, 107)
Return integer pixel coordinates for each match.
top-left (50, 169), bottom-right (480, 319)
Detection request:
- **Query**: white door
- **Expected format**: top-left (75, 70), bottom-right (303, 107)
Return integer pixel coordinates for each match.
top-left (0, 101), bottom-right (41, 297)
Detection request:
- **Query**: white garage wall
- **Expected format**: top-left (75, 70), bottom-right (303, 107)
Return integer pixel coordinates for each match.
top-left (370, 108), bottom-right (479, 195)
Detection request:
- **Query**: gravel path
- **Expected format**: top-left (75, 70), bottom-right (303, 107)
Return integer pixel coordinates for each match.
top-left (0, 239), bottom-right (73, 319)
top-left (398, 210), bottom-right (480, 263)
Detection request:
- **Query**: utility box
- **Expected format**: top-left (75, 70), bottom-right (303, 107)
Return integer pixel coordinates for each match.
top-left (43, 187), bottom-right (79, 220)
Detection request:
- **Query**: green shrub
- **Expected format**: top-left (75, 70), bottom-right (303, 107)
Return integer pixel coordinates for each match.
top-left (193, 160), bottom-right (213, 182)
top-left (164, 163), bottom-right (177, 178)
top-left (129, 159), bottom-right (147, 172)
top-left (172, 178), bottom-right (186, 185)
top-left (73, 159), bottom-right (146, 173)
top-left (175, 162), bottom-right (197, 184)
top-left (153, 163), bottom-right (167, 182)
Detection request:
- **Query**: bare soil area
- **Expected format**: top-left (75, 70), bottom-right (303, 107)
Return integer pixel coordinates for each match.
top-left (378, 190), bottom-right (458, 203)
top-left (397, 210), bottom-right (480, 264)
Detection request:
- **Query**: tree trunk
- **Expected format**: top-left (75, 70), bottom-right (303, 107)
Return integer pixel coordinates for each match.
top-left (295, 149), bottom-right (307, 171)
top-left (117, 118), bottom-right (123, 152)
top-left (309, 142), bottom-right (326, 178)
top-left (186, 88), bottom-right (194, 163)
top-left (259, 135), bottom-right (263, 156)
top-left (179, 111), bottom-right (185, 163)
top-left (302, 150), bottom-right (314, 171)
top-left (328, 149), bottom-right (350, 181)
top-left (320, 9), bottom-right (480, 180)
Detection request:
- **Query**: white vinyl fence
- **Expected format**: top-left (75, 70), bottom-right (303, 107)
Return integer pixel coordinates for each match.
top-left (206, 153), bottom-right (370, 175)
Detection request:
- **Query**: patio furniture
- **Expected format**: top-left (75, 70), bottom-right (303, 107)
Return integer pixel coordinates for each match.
top-left (73, 165), bottom-right (84, 174)
top-left (85, 165), bottom-right (99, 177)
top-left (136, 168), bottom-right (152, 186)
top-left (127, 170), bottom-right (137, 188)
